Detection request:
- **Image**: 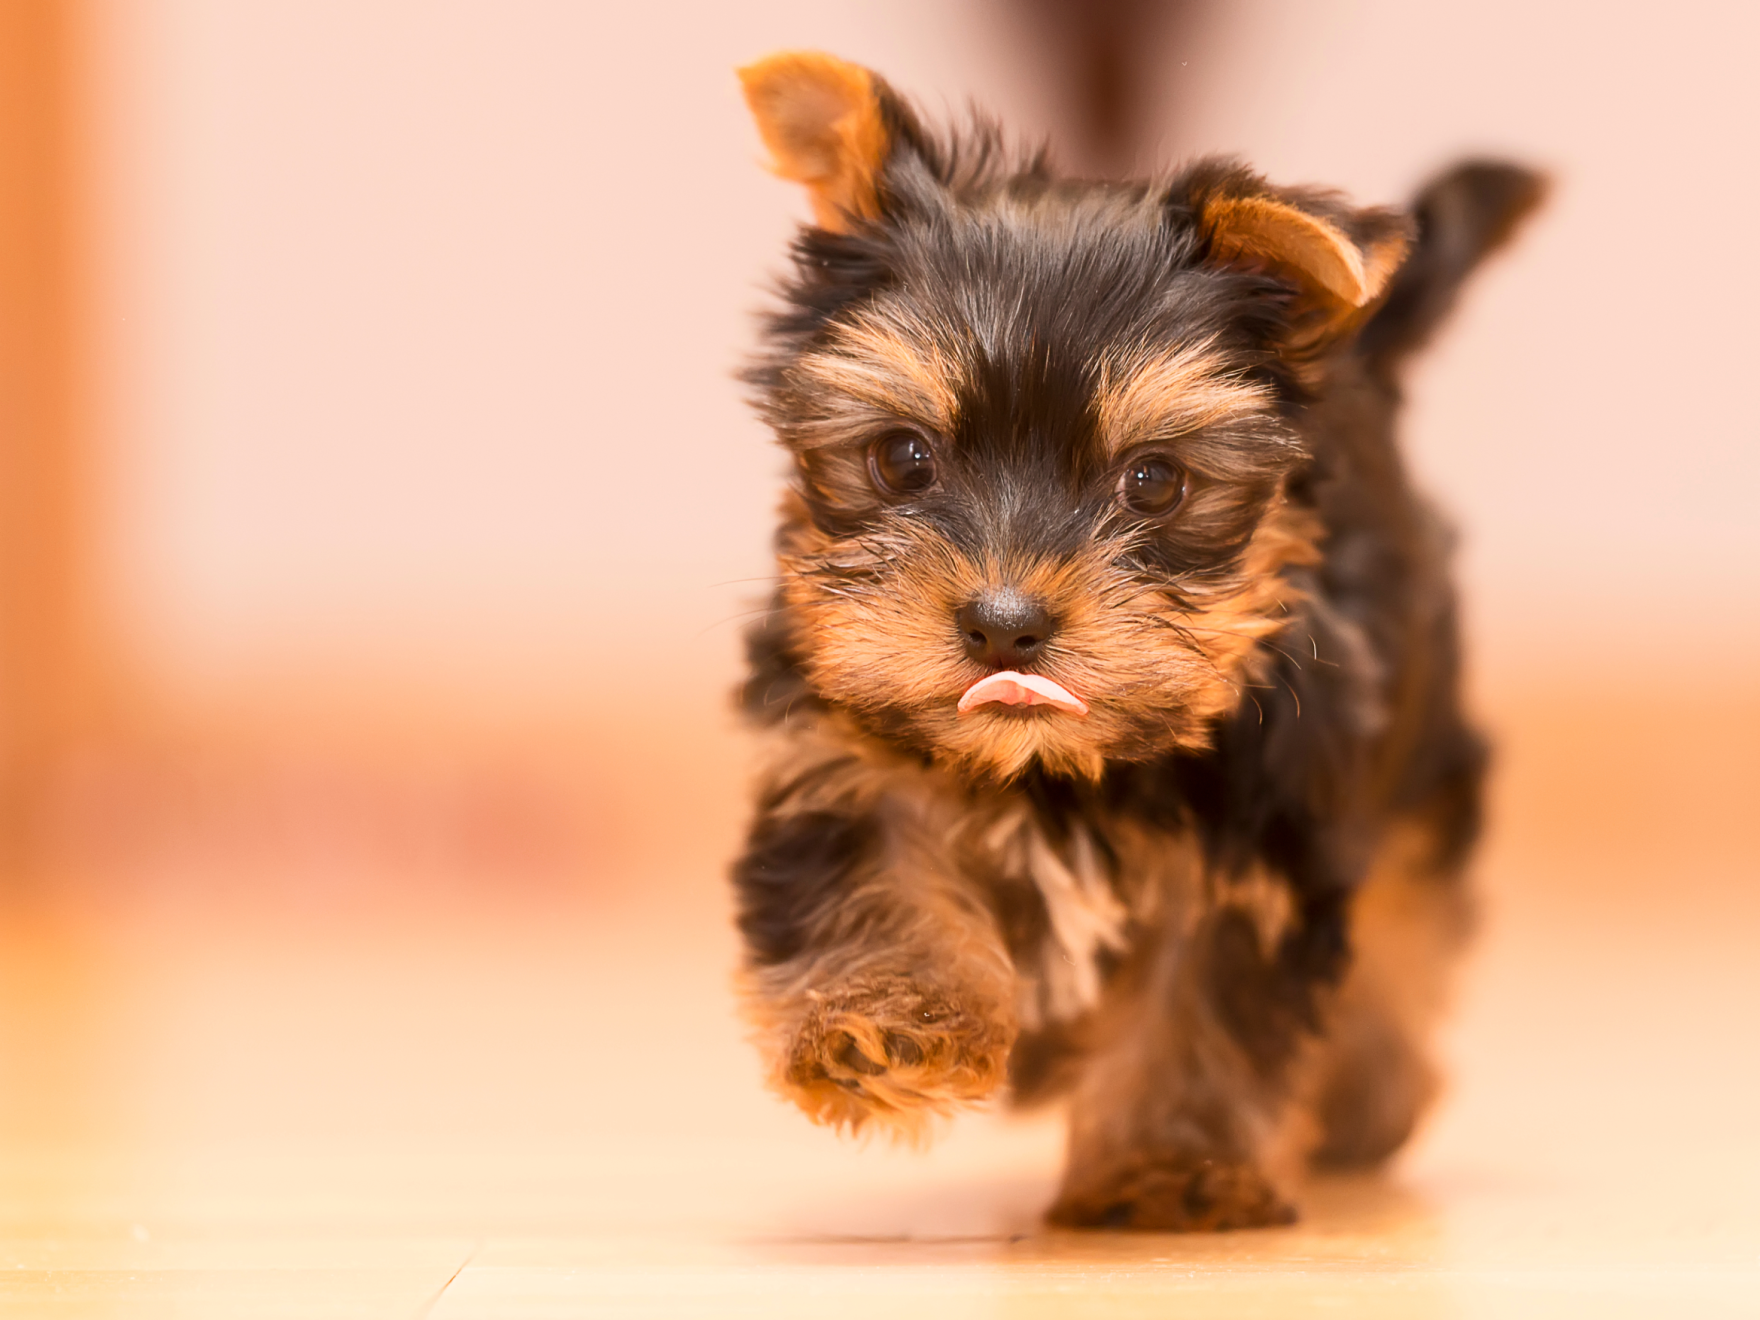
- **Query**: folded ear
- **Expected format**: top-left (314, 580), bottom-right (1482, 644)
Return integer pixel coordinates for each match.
top-left (1185, 165), bottom-right (1412, 347)
top-left (738, 51), bottom-right (894, 232)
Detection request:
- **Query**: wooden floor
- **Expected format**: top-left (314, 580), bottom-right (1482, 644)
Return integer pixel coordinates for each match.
top-left (3, 681), bottom-right (1759, 1317)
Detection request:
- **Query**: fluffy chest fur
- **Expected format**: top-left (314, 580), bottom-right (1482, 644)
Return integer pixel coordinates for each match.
top-left (746, 716), bottom-right (1302, 1038)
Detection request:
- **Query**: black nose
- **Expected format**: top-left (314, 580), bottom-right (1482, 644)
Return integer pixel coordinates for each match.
top-left (956, 589), bottom-right (1056, 669)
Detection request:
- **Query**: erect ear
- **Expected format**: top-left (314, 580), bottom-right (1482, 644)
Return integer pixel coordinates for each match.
top-left (738, 51), bottom-right (895, 232)
top-left (1187, 165), bottom-right (1412, 345)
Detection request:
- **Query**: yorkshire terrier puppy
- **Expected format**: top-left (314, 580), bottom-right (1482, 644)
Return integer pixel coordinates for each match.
top-left (731, 51), bottom-right (1542, 1230)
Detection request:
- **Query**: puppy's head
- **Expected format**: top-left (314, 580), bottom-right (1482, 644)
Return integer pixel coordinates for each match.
top-left (741, 52), bottom-right (1409, 782)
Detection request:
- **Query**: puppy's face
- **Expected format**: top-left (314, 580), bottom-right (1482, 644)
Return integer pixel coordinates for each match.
top-left (768, 202), bottom-right (1312, 781)
top-left (742, 54), bottom-right (1407, 781)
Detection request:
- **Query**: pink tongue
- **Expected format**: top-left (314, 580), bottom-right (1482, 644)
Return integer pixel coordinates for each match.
top-left (958, 670), bottom-right (1090, 718)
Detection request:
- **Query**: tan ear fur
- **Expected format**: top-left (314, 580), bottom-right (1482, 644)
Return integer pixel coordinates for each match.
top-left (738, 51), bottom-right (889, 232)
top-left (1202, 194), bottom-right (1408, 311)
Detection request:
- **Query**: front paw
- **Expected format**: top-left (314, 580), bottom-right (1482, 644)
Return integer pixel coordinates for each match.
top-left (1048, 1157), bottom-right (1297, 1232)
top-left (779, 974), bottom-right (1013, 1136)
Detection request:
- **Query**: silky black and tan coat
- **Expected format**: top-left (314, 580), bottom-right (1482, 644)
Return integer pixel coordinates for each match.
top-left (730, 51), bottom-right (1542, 1230)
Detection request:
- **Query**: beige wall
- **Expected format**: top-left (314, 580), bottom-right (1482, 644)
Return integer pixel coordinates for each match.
top-left (78, 1), bottom-right (1055, 723)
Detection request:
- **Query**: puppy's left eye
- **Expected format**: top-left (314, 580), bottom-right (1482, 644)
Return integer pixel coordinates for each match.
top-left (1117, 456), bottom-right (1187, 516)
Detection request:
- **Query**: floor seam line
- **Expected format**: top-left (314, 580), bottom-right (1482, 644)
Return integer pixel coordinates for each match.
top-left (411, 1240), bottom-right (481, 1320)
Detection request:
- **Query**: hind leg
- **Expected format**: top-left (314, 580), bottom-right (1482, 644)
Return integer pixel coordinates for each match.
top-left (1309, 823), bottom-right (1473, 1168)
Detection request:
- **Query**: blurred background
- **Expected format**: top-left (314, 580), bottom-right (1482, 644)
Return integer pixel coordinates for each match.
top-left (4, 0), bottom-right (1757, 896)
top-left (2, 2), bottom-right (1758, 1312)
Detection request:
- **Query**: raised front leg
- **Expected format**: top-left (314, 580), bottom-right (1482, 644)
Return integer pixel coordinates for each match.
top-left (732, 744), bottom-right (1017, 1137)
top-left (1048, 877), bottom-right (1330, 1230)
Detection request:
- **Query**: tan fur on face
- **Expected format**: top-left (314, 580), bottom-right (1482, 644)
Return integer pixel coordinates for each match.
top-left (1095, 341), bottom-right (1274, 457)
top-left (790, 307), bottom-right (966, 442)
top-left (779, 489), bottom-right (1319, 782)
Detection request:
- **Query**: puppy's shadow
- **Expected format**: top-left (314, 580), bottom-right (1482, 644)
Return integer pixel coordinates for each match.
top-left (741, 1173), bottom-right (1463, 1320)
top-left (744, 1168), bottom-right (1443, 1271)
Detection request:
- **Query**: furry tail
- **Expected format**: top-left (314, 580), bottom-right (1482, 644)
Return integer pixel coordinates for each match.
top-left (1358, 160), bottom-right (1546, 373)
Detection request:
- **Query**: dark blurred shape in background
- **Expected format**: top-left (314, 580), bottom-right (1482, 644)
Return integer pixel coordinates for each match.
top-left (1009, 0), bottom-right (1199, 175)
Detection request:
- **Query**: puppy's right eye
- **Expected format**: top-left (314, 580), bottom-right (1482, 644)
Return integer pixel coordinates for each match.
top-left (868, 430), bottom-right (938, 496)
